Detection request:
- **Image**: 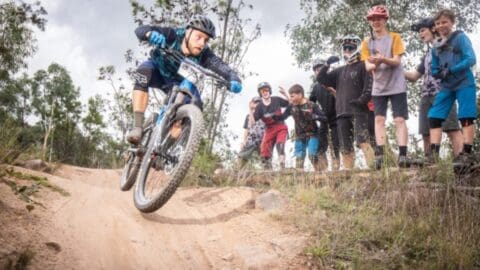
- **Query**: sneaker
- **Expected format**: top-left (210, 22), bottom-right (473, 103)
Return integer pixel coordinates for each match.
top-left (397, 156), bottom-right (410, 168)
top-left (374, 155), bottom-right (383, 170)
top-left (452, 152), bottom-right (476, 174)
top-left (127, 127), bottom-right (143, 145)
top-left (424, 153), bottom-right (439, 166)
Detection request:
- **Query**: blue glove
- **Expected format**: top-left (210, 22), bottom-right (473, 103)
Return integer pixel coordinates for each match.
top-left (149, 31), bottom-right (166, 48)
top-left (230, 81), bottom-right (242, 93)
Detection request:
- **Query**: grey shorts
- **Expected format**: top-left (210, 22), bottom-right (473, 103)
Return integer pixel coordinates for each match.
top-left (372, 92), bottom-right (409, 120)
top-left (419, 95), bottom-right (460, 136)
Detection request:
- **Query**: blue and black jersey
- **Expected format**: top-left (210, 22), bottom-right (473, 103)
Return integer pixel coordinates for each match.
top-left (135, 25), bottom-right (241, 83)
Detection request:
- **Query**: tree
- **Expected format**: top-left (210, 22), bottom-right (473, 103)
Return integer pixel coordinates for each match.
top-left (30, 63), bottom-right (82, 161)
top-left (0, 0), bottom-right (47, 87)
top-left (287, 0), bottom-right (480, 68)
top-left (97, 65), bottom-right (133, 143)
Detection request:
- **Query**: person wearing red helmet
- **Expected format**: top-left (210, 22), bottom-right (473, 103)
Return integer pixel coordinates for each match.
top-left (361, 4), bottom-right (412, 169)
top-left (404, 18), bottom-right (463, 162)
top-left (253, 82), bottom-right (289, 169)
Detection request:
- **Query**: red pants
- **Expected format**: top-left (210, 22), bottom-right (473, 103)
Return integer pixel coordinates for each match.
top-left (260, 123), bottom-right (288, 158)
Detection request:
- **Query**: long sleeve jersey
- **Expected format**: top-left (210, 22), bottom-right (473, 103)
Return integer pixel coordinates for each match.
top-left (135, 25), bottom-right (241, 83)
top-left (317, 60), bottom-right (372, 117)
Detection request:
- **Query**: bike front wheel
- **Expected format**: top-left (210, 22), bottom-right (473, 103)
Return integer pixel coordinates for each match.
top-left (119, 114), bottom-right (156, 191)
top-left (133, 104), bottom-right (204, 212)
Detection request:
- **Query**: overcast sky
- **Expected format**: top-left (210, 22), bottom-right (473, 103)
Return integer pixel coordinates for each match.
top-left (27, 0), bottom-right (480, 166)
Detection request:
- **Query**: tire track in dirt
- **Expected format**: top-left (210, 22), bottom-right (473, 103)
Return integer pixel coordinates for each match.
top-left (10, 165), bottom-right (307, 269)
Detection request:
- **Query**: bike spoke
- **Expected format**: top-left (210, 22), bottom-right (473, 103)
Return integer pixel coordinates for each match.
top-left (143, 118), bottom-right (192, 200)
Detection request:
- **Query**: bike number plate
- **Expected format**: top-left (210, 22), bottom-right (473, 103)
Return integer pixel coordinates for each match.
top-left (178, 61), bottom-right (198, 84)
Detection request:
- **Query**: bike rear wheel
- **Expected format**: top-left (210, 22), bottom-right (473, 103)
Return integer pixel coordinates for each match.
top-left (134, 104), bottom-right (203, 212)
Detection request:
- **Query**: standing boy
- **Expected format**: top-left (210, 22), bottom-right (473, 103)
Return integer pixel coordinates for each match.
top-left (280, 84), bottom-right (326, 171)
top-left (428, 9), bottom-right (477, 170)
top-left (361, 4), bottom-right (411, 169)
top-left (318, 35), bottom-right (375, 169)
top-left (405, 18), bottom-right (463, 160)
top-left (253, 82), bottom-right (289, 169)
top-left (238, 97), bottom-right (265, 168)
top-left (310, 59), bottom-right (341, 170)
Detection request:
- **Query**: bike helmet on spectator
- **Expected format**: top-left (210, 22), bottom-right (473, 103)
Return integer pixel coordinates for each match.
top-left (341, 35), bottom-right (362, 63)
top-left (366, 5), bottom-right (389, 20)
top-left (257, 82), bottom-right (272, 95)
top-left (312, 58), bottom-right (327, 71)
top-left (411, 18), bottom-right (435, 32)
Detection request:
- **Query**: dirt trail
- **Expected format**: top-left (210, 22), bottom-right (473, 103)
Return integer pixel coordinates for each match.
top-left (4, 165), bottom-right (307, 269)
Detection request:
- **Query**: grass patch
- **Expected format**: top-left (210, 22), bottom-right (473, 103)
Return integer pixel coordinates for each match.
top-left (1, 167), bottom-right (69, 196)
top-left (274, 166), bottom-right (480, 269)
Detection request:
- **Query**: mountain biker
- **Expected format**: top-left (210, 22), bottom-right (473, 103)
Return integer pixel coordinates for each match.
top-left (278, 84), bottom-right (326, 171)
top-left (310, 59), bottom-right (341, 170)
top-left (317, 35), bottom-right (375, 169)
top-left (428, 9), bottom-right (477, 170)
top-left (404, 17), bottom-right (463, 161)
top-left (361, 4), bottom-right (412, 169)
top-left (237, 97), bottom-right (265, 168)
top-left (253, 82), bottom-right (289, 169)
top-left (127, 15), bottom-right (242, 145)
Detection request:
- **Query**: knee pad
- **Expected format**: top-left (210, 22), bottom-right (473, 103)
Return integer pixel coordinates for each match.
top-left (276, 143), bottom-right (285, 155)
top-left (460, 118), bottom-right (475, 127)
top-left (429, 118), bottom-right (444, 129)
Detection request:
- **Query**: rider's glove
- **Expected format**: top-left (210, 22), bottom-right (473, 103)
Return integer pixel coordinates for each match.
top-left (149, 31), bottom-right (166, 48)
top-left (230, 81), bottom-right (242, 93)
top-left (327, 55), bottom-right (340, 65)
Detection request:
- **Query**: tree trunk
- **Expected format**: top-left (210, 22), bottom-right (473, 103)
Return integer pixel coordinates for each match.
top-left (206, 0), bottom-right (233, 154)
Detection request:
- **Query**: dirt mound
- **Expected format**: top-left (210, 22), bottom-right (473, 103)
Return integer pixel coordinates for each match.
top-left (1, 165), bottom-right (307, 269)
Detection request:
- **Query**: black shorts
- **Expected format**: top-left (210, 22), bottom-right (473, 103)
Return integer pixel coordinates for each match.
top-left (372, 92), bottom-right (409, 120)
top-left (337, 114), bottom-right (372, 153)
top-left (133, 60), bottom-right (178, 93)
top-left (318, 118), bottom-right (340, 158)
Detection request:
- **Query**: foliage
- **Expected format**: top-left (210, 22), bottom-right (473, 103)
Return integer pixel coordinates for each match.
top-left (30, 63), bottom-right (82, 161)
top-left (0, 0), bottom-right (46, 87)
top-left (287, 0), bottom-right (480, 68)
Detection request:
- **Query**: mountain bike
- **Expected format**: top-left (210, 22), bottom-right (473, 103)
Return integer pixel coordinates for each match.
top-left (126, 48), bottom-right (228, 213)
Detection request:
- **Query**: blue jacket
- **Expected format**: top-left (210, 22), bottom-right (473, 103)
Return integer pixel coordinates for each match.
top-left (431, 30), bottom-right (476, 90)
top-left (135, 25), bottom-right (241, 83)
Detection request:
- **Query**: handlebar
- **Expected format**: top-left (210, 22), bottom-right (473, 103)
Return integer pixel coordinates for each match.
top-left (156, 47), bottom-right (229, 87)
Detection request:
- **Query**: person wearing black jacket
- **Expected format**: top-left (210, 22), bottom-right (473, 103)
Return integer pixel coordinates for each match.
top-left (310, 59), bottom-right (340, 171)
top-left (278, 84), bottom-right (327, 171)
top-left (317, 36), bottom-right (375, 169)
top-left (126, 15), bottom-right (242, 145)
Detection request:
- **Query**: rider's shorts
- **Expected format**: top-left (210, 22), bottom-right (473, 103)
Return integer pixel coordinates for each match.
top-left (133, 60), bottom-right (177, 93)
